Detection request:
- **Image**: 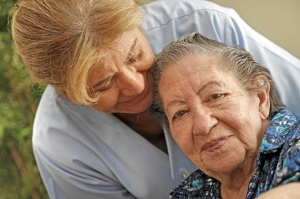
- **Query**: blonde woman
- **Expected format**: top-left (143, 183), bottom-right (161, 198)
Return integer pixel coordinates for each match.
top-left (11, 0), bottom-right (300, 198)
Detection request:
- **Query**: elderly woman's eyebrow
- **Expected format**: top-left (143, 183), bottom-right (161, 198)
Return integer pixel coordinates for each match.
top-left (196, 81), bottom-right (222, 95)
top-left (165, 99), bottom-right (185, 110)
top-left (164, 81), bottom-right (222, 109)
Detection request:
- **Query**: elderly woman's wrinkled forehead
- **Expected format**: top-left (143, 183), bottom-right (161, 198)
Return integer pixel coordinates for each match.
top-left (150, 33), bottom-right (282, 130)
top-left (159, 53), bottom-right (227, 86)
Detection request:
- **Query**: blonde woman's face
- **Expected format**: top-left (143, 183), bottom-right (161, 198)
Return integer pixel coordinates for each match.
top-left (87, 28), bottom-right (155, 114)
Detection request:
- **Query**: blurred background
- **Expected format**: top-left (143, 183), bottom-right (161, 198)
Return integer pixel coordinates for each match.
top-left (210, 0), bottom-right (300, 58)
top-left (0, 0), bottom-right (299, 198)
top-left (0, 0), bottom-right (47, 199)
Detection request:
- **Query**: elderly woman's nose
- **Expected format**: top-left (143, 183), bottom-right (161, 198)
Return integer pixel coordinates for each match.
top-left (119, 68), bottom-right (144, 96)
top-left (192, 108), bottom-right (218, 136)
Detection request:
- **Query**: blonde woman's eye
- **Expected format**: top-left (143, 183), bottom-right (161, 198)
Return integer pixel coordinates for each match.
top-left (127, 57), bottom-right (137, 65)
top-left (97, 77), bottom-right (115, 92)
top-left (126, 51), bottom-right (143, 65)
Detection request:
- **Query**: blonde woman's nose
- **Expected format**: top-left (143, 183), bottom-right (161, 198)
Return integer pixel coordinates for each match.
top-left (119, 68), bottom-right (144, 96)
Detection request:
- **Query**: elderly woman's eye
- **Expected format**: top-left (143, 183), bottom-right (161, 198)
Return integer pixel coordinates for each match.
top-left (210, 93), bottom-right (224, 101)
top-left (173, 110), bottom-right (187, 120)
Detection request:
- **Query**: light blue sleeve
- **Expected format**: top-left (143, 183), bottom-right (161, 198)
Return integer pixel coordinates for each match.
top-left (32, 87), bottom-right (137, 199)
top-left (142, 0), bottom-right (300, 118)
top-left (33, 87), bottom-right (177, 199)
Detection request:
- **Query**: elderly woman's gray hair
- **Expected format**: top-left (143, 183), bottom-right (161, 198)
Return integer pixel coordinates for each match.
top-left (149, 32), bottom-right (284, 129)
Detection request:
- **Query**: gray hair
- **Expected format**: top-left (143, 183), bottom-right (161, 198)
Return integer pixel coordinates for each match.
top-left (149, 32), bottom-right (284, 129)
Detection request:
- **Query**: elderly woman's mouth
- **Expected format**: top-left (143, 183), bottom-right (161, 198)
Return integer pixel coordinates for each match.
top-left (202, 136), bottom-right (230, 152)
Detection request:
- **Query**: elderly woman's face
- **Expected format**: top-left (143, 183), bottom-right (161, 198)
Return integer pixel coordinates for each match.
top-left (159, 54), bottom-right (268, 175)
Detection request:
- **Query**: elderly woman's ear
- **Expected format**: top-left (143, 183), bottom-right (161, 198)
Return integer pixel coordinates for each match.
top-left (254, 76), bottom-right (271, 120)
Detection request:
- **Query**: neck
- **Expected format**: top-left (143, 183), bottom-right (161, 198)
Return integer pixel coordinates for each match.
top-left (114, 111), bottom-right (168, 153)
top-left (114, 110), bottom-right (162, 138)
top-left (214, 134), bottom-right (263, 199)
top-left (219, 164), bottom-right (257, 199)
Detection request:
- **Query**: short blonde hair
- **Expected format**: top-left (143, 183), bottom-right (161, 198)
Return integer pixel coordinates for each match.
top-left (11, 0), bottom-right (143, 105)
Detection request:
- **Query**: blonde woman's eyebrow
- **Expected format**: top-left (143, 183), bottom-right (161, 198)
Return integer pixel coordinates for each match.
top-left (125, 38), bottom-right (138, 61)
top-left (90, 38), bottom-right (138, 90)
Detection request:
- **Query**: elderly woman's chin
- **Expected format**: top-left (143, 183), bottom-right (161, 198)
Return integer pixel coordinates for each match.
top-left (193, 138), bottom-right (256, 176)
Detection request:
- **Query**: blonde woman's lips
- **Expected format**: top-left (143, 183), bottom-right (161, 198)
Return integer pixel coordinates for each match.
top-left (202, 136), bottom-right (230, 152)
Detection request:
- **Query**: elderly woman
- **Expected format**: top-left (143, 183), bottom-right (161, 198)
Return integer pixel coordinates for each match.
top-left (150, 33), bottom-right (300, 199)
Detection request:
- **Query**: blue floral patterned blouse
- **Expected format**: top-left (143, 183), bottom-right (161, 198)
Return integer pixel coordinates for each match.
top-left (170, 108), bottom-right (300, 199)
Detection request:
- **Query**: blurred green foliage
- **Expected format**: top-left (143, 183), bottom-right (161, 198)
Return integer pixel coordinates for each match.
top-left (0, 1), bottom-right (48, 198)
